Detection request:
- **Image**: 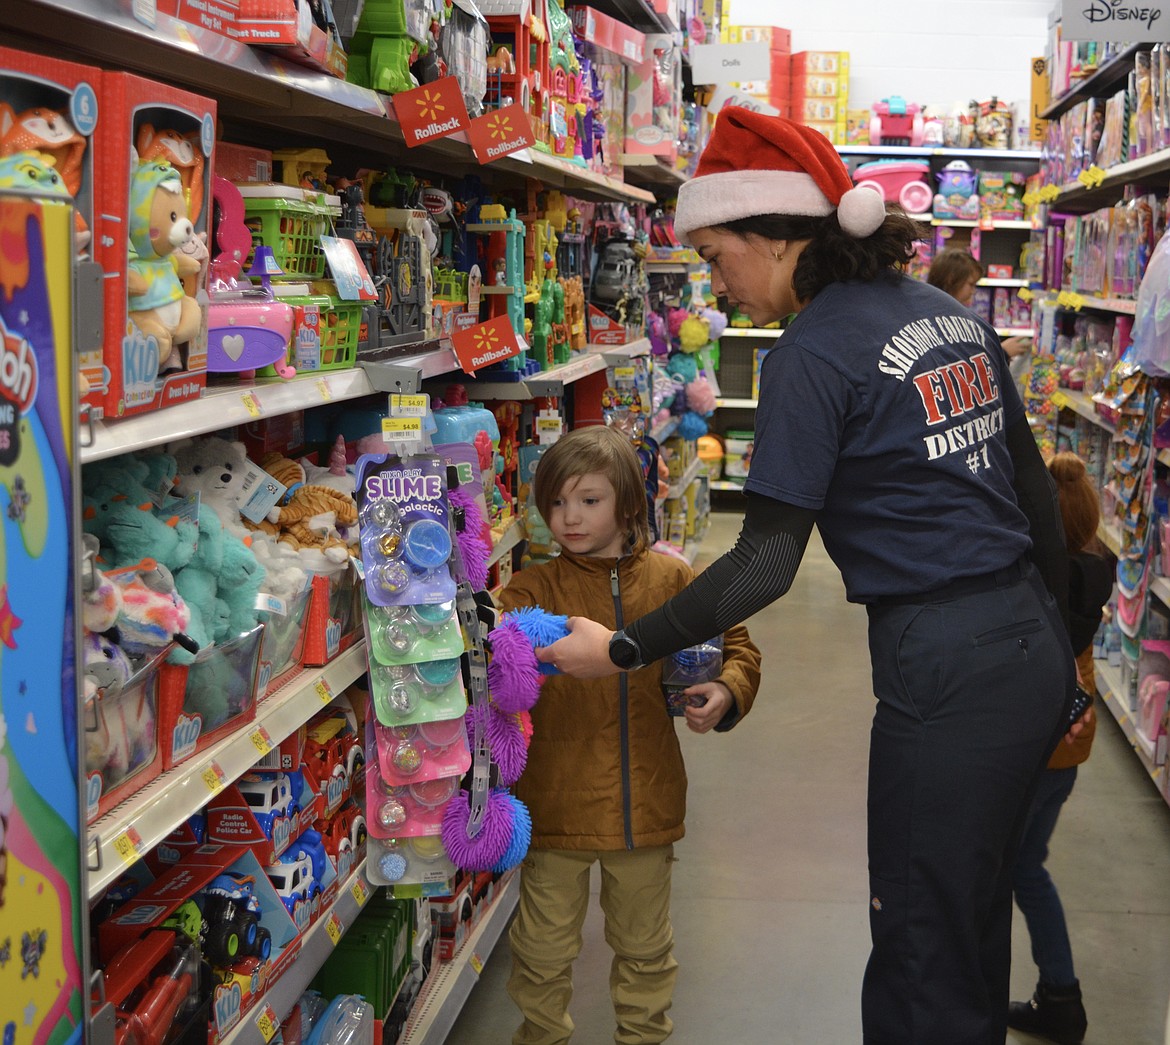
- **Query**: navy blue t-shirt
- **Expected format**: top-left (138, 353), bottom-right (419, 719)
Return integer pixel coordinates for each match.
top-left (744, 274), bottom-right (1032, 602)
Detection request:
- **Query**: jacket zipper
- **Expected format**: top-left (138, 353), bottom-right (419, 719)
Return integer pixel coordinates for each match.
top-left (611, 564), bottom-right (634, 850)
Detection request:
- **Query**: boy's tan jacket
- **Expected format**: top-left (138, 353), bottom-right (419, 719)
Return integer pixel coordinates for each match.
top-left (497, 547), bottom-right (761, 851)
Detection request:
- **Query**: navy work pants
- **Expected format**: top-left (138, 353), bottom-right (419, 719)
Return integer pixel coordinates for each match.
top-left (862, 564), bottom-right (1073, 1045)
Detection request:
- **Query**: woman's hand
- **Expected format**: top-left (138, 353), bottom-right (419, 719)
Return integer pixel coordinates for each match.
top-left (536, 616), bottom-right (620, 678)
top-left (1001, 335), bottom-right (1032, 359)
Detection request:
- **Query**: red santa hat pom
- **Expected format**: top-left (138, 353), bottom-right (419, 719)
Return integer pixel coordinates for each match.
top-left (674, 107), bottom-right (886, 242)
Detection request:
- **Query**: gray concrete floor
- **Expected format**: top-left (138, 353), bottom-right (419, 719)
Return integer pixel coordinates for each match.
top-left (445, 511), bottom-right (1170, 1044)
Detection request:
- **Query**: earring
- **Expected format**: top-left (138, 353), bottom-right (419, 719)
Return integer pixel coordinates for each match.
top-left (774, 250), bottom-right (785, 262)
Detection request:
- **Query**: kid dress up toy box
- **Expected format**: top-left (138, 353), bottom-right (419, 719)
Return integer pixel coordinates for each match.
top-left (87, 72), bottom-right (216, 420)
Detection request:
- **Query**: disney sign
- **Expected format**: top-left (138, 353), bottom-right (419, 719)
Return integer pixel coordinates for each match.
top-left (1062, 0), bottom-right (1165, 39)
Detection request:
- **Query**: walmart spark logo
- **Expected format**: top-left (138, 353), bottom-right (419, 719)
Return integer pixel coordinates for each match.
top-left (474, 324), bottom-right (501, 354)
top-left (415, 88), bottom-right (447, 123)
top-left (463, 321), bottom-right (517, 368)
top-left (408, 86), bottom-right (463, 143)
top-left (487, 113), bottom-right (514, 141)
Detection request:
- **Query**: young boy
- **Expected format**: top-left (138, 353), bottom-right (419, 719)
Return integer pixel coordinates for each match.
top-left (498, 426), bottom-right (761, 1045)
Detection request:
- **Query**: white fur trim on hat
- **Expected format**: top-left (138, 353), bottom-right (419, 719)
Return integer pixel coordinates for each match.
top-left (674, 169), bottom-right (834, 243)
top-left (837, 185), bottom-right (886, 238)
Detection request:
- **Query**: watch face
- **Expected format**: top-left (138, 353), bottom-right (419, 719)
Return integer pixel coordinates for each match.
top-left (611, 636), bottom-right (639, 669)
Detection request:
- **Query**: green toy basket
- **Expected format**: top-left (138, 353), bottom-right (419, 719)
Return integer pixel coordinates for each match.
top-left (242, 195), bottom-right (331, 279)
top-left (259, 290), bottom-right (361, 377)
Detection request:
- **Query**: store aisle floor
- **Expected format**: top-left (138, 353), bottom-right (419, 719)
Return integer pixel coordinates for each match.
top-left (445, 511), bottom-right (1170, 1044)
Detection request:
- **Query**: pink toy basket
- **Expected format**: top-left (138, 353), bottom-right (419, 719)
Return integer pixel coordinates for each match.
top-left (853, 160), bottom-right (933, 215)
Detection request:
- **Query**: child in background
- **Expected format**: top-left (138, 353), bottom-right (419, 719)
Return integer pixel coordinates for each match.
top-left (1008, 451), bottom-right (1115, 1045)
top-left (927, 247), bottom-right (1032, 364)
top-left (498, 426), bottom-right (761, 1045)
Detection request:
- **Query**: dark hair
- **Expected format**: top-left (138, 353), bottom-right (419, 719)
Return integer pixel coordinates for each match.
top-left (718, 206), bottom-right (922, 302)
top-left (1048, 451), bottom-right (1103, 554)
top-left (927, 249), bottom-right (984, 299)
top-left (534, 426), bottom-right (651, 554)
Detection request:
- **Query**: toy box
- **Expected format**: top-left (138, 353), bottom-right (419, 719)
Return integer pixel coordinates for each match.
top-left (623, 33), bottom-right (679, 159)
top-left (0, 47), bottom-right (99, 264)
top-left (235, 0), bottom-right (347, 78)
top-left (146, 815), bottom-right (208, 874)
top-left (158, 624), bottom-right (264, 769)
top-left (257, 582), bottom-right (314, 697)
top-left (93, 72), bottom-right (215, 420)
top-left (790, 50), bottom-right (849, 76)
top-left (569, 7), bottom-right (646, 65)
top-left (302, 568), bottom-right (363, 666)
top-left (214, 140), bottom-right (272, 183)
top-left (723, 430), bottom-right (754, 482)
top-left (85, 647), bottom-right (169, 824)
top-left (721, 24), bottom-right (791, 51)
top-left (157, 0), bottom-right (240, 37)
top-left (207, 768), bottom-right (316, 865)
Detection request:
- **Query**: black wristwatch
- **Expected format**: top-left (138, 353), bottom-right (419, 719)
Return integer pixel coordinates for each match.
top-left (609, 629), bottom-right (645, 671)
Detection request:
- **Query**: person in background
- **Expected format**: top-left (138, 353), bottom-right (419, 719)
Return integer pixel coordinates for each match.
top-left (1008, 451), bottom-right (1115, 1045)
top-left (499, 425), bottom-right (761, 1045)
top-left (538, 107), bottom-right (1083, 1045)
top-left (928, 247), bottom-right (1032, 362)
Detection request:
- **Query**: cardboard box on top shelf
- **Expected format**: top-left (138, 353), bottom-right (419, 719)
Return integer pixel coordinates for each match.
top-left (569, 6), bottom-right (646, 64)
top-left (157, 0), bottom-right (239, 38)
top-left (650, 0), bottom-right (681, 30)
top-left (803, 120), bottom-right (845, 144)
top-left (236, 0), bottom-right (347, 78)
top-left (790, 50), bottom-right (850, 76)
top-left (720, 24), bottom-right (791, 52)
top-left (624, 33), bottom-right (679, 159)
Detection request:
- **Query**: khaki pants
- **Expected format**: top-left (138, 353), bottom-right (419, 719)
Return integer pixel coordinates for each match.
top-left (507, 846), bottom-right (677, 1045)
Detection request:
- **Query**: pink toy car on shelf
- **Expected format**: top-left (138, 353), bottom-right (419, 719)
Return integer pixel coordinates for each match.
top-left (852, 160), bottom-right (932, 214)
top-left (869, 97), bottom-right (925, 147)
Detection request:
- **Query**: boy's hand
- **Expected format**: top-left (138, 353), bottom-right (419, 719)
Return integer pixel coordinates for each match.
top-left (683, 682), bottom-right (733, 734)
top-left (536, 616), bottom-right (619, 677)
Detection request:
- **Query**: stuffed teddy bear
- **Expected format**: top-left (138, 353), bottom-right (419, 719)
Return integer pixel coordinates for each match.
top-left (127, 159), bottom-right (203, 373)
top-left (83, 490), bottom-right (199, 573)
top-left (172, 436), bottom-right (253, 536)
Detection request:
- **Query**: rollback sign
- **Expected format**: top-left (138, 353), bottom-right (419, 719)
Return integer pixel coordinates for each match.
top-left (1061, 0), bottom-right (1166, 40)
top-left (877, 315), bottom-right (1006, 469)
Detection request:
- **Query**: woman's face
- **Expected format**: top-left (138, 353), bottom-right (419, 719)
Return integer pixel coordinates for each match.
top-left (954, 275), bottom-right (979, 307)
top-left (689, 227), bottom-right (802, 324)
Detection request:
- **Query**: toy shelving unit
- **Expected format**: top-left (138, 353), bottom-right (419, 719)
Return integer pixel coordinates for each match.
top-left (0, 0), bottom-right (681, 1041)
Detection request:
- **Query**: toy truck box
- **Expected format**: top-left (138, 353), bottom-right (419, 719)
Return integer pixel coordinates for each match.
top-left (207, 768), bottom-right (316, 864)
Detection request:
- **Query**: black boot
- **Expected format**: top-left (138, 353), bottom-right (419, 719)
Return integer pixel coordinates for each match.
top-left (1007, 981), bottom-right (1087, 1044)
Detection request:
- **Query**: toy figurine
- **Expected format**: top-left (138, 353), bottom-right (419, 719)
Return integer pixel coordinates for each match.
top-left (127, 160), bottom-right (203, 374)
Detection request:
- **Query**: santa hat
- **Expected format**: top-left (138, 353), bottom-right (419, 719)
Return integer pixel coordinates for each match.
top-left (674, 107), bottom-right (886, 243)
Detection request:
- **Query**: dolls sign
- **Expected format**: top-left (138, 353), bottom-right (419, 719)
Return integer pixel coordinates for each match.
top-left (451, 319), bottom-right (522, 373)
top-left (394, 77), bottom-right (470, 147)
top-left (468, 104), bottom-right (535, 164)
top-left (1061, 0), bottom-right (1166, 39)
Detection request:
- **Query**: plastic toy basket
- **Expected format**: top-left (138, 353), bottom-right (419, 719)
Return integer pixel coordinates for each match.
top-left (259, 291), bottom-right (361, 376)
top-left (241, 192), bottom-right (331, 279)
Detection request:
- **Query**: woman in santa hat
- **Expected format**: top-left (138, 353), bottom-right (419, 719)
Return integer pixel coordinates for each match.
top-left (540, 107), bottom-right (1080, 1045)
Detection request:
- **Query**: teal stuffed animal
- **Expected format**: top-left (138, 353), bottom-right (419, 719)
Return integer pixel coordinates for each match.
top-left (172, 503), bottom-right (225, 664)
top-left (218, 533), bottom-right (265, 640)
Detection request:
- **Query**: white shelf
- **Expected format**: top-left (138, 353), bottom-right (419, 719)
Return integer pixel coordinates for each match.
top-left (666, 457), bottom-right (703, 500)
top-left (399, 874), bottom-right (520, 1045)
top-left (995, 328), bottom-right (1033, 337)
top-left (710, 479), bottom-right (746, 492)
top-left (465, 340), bottom-right (650, 400)
top-left (1050, 388), bottom-right (1114, 432)
top-left (487, 519), bottom-right (524, 567)
top-left (980, 278), bottom-right (1028, 287)
top-left (838, 145), bottom-right (1041, 160)
top-left (1095, 659), bottom-right (1167, 803)
top-left (1049, 143), bottom-right (1170, 209)
top-left (716, 398), bottom-right (757, 410)
top-left (87, 641), bottom-right (369, 900)
top-left (720, 328), bottom-right (783, 339)
top-left (929, 218), bottom-right (1033, 229)
top-left (219, 860), bottom-right (375, 1045)
top-left (82, 344), bottom-right (465, 462)
top-left (1097, 520), bottom-right (1122, 558)
top-left (1152, 576), bottom-right (1170, 609)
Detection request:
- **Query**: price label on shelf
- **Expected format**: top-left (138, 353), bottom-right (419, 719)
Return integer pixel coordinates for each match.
top-left (536, 413), bottom-right (562, 446)
top-left (314, 679), bottom-right (333, 704)
top-left (469, 951), bottom-right (485, 975)
top-left (390, 393), bottom-right (428, 417)
top-left (112, 827), bottom-right (143, 867)
top-left (250, 725), bottom-right (274, 756)
top-left (613, 366), bottom-right (636, 381)
top-left (317, 378), bottom-right (333, 401)
top-left (351, 877), bottom-right (370, 906)
top-left (254, 1004), bottom-right (279, 1043)
top-left (240, 391), bottom-right (262, 418)
top-left (1050, 390), bottom-right (1070, 410)
top-left (325, 912), bottom-right (343, 946)
top-left (201, 760), bottom-right (227, 796)
top-left (381, 417), bottom-right (423, 442)
top-left (1017, 287), bottom-right (1034, 302)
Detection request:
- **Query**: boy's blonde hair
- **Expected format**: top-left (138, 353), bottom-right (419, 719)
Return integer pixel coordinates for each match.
top-left (534, 426), bottom-right (651, 555)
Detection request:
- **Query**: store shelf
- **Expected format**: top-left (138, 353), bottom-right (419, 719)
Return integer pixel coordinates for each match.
top-left (980, 278), bottom-right (1028, 288)
top-left (219, 860), bottom-right (375, 1045)
top-left (1050, 388), bottom-right (1113, 431)
top-left (464, 340), bottom-right (650, 399)
top-left (716, 398), bottom-right (757, 410)
top-left (995, 328), bottom-right (1033, 337)
top-left (399, 873), bottom-right (520, 1045)
top-left (666, 457), bottom-right (703, 500)
top-left (82, 346), bottom-right (462, 462)
top-left (1097, 520), bottom-right (1122, 558)
top-left (1095, 659), bottom-right (1167, 803)
top-left (1042, 45), bottom-right (1147, 120)
top-left (710, 480), bottom-right (745, 492)
top-left (837, 145), bottom-right (1041, 161)
top-left (929, 218), bottom-right (1033, 229)
top-left (621, 154), bottom-right (689, 190)
top-left (1152, 576), bottom-right (1170, 609)
top-left (1047, 144), bottom-right (1170, 212)
top-left (720, 327), bottom-right (783, 339)
top-left (86, 641), bottom-right (369, 900)
top-left (487, 518), bottom-right (525, 567)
